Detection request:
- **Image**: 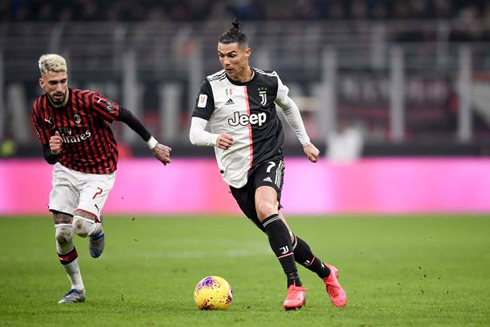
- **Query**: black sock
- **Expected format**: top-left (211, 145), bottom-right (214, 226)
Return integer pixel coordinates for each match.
top-left (262, 214), bottom-right (301, 287)
top-left (292, 235), bottom-right (331, 279)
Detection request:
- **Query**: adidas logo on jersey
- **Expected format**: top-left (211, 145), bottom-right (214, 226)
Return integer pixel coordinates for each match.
top-left (263, 177), bottom-right (273, 182)
top-left (225, 98), bottom-right (234, 105)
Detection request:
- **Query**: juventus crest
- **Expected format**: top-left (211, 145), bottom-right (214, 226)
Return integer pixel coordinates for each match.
top-left (259, 91), bottom-right (267, 105)
top-left (258, 87), bottom-right (268, 106)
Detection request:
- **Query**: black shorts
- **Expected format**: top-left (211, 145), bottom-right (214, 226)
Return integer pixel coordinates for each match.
top-left (230, 159), bottom-right (285, 232)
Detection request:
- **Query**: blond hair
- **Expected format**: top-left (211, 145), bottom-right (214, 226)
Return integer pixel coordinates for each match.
top-left (38, 54), bottom-right (67, 75)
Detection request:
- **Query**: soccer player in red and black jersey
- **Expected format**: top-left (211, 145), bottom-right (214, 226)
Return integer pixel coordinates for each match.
top-left (32, 54), bottom-right (172, 304)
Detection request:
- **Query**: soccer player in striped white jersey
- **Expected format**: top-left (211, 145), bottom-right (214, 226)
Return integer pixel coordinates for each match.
top-left (189, 20), bottom-right (346, 310)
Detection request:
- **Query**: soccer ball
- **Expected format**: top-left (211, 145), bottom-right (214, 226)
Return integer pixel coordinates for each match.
top-left (193, 276), bottom-right (233, 310)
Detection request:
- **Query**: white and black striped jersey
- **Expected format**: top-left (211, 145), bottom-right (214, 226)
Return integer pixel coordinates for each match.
top-left (192, 67), bottom-right (298, 188)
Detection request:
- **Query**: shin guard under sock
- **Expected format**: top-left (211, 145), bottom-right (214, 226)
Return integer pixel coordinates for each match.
top-left (262, 214), bottom-right (301, 287)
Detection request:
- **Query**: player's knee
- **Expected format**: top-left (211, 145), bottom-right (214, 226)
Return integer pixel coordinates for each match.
top-left (55, 224), bottom-right (73, 245)
top-left (72, 216), bottom-right (95, 237)
top-left (256, 202), bottom-right (277, 220)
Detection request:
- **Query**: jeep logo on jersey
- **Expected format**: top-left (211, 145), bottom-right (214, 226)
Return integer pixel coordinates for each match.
top-left (228, 111), bottom-right (267, 127)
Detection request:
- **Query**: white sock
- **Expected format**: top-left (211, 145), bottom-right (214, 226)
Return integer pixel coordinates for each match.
top-left (55, 224), bottom-right (84, 290)
top-left (64, 258), bottom-right (84, 290)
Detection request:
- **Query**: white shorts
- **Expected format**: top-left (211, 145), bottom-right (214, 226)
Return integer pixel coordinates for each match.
top-left (49, 163), bottom-right (116, 221)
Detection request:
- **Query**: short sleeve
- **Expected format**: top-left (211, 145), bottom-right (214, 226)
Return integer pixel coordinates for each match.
top-left (274, 72), bottom-right (291, 108)
top-left (91, 92), bottom-right (121, 122)
top-left (192, 79), bottom-right (215, 121)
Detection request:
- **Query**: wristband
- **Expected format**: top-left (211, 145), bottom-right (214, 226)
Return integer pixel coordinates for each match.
top-left (147, 136), bottom-right (158, 150)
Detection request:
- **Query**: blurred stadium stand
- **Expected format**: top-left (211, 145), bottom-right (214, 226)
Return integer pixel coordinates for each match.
top-left (1, 0), bottom-right (490, 158)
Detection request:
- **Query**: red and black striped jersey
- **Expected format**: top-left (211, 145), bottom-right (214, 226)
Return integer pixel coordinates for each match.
top-left (32, 88), bottom-right (121, 174)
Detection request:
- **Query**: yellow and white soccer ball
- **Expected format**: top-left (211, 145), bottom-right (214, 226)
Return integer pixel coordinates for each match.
top-left (193, 275), bottom-right (233, 310)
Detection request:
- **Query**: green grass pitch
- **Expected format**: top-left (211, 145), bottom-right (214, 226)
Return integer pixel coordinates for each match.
top-left (0, 215), bottom-right (489, 326)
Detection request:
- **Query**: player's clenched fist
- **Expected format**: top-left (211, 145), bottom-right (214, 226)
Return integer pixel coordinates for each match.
top-left (153, 143), bottom-right (172, 165)
top-left (303, 143), bottom-right (320, 163)
top-left (216, 133), bottom-right (234, 150)
top-left (49, 131), bottom-right (63, 154)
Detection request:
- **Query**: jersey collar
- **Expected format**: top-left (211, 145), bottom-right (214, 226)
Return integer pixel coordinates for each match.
top-left (225, 67), bottom-right (256, 86)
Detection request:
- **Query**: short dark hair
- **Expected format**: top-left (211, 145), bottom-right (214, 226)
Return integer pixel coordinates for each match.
top-left (219, 19), bottom-right (248, 48)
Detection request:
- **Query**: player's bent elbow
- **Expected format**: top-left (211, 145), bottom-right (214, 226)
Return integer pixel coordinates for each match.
top-left (189, 129), bottom-right (204, 146)
top-left (44, 155), bottom-right (59, 165)
top-left (42, 145), bottom-right (59, 164)
top-left (189, 131), bottom-right (197, 145)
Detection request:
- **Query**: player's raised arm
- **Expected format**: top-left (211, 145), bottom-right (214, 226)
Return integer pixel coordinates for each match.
top-left (117, 107), bottom-right (172, 165)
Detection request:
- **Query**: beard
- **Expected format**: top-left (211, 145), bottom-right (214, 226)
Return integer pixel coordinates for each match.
top-left (49, 92), bottom-right (66, 106)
